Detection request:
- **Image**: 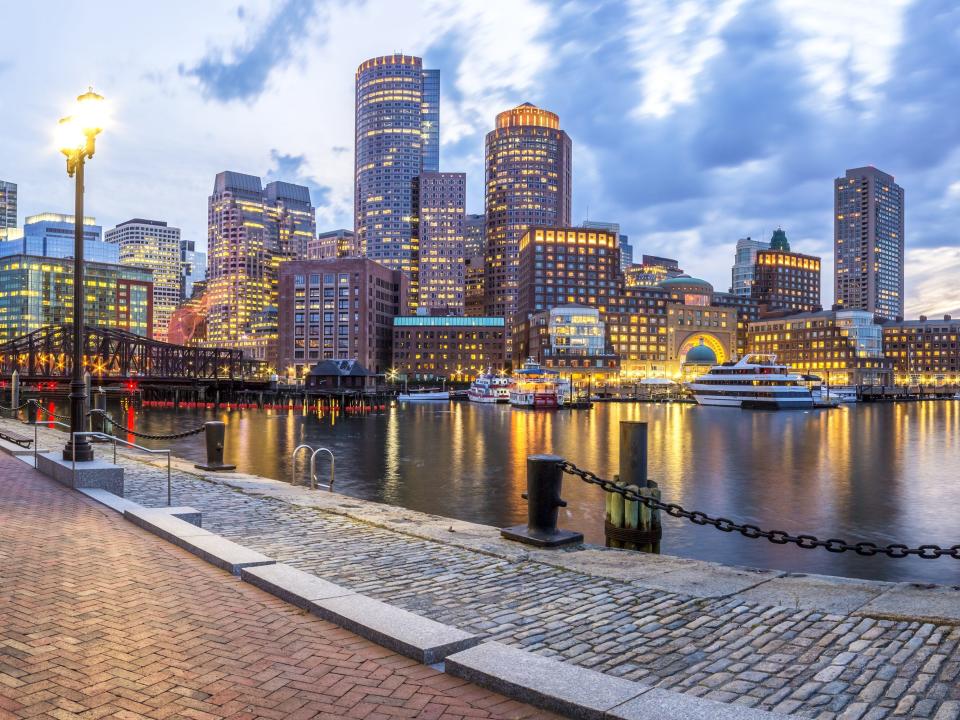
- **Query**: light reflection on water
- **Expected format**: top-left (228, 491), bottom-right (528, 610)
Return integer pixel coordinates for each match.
top-left (82, 398), bottom-right (960, 584)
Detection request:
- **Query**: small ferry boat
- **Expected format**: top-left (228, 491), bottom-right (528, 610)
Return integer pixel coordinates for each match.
top-left (467, 369), bottom-right (512, 403)
top-left (509, 358), bottom-right (571, 409)
top-left (397, 389), bottom-right (450, 401)
top-left (684, 354), bottom-right (814, 409)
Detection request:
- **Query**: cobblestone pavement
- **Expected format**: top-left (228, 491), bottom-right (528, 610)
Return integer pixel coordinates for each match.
top-left (112, 456), bottom-right (960, 720)
top-left (0, 456), bottom-right (557, 720)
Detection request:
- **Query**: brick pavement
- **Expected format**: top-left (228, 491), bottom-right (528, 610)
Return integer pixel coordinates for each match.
top-left (0, 455), bottom-right (557, 720)
top-left (111, 456), bottom-right (960, 720)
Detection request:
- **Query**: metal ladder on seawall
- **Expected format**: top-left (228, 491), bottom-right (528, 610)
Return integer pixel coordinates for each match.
top-left (291, 444), bottom-right (335, 491)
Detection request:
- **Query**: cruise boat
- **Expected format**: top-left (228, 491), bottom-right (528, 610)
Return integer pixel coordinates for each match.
top-left (509, 358), bottom-right (571, 409)
top-left (684, 354), bottom-right (814, 409)
top-left (468, 370), bottom-right (512, 403)
top-left (813, 386), bottom-right (859, 403)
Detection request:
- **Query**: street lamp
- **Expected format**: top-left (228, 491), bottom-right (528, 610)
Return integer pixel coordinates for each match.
top-left (57, 86), bottom-right (105, 462)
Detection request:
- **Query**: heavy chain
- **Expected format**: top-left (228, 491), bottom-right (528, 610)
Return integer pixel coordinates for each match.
top-left (559, 460), bottom-right (960, 560)
top-left (90, 409), bottom-right (208, 440)
top-left (32, 401), bottom-right (72, 421)
top-left (0, 400), bottom-right (32, 411)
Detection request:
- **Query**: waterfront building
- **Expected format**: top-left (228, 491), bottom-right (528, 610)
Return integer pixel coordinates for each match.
top-left (484, 102), bottom-right (572, 327)
top-left (391, 316), bottom-right (505, 381)
top-left (0, 254), bottom-right (153, 342)
top-left (624, 255), bottom-right (684, 287)
top-left (730, 236), bottom-right (770, 296)
top-left (305, 359), bottom-right (375, 391)
top-left (277, 258), bottom-right (408, 378)
top-left (513, 305), bottom-right (619, 377)
top-left (515, 226), bottom-right (621, 322)
top-left (414, 172), bottom-right (466, 315)
top-left (308, 229), bottom-right (360, 260)
top-left (354, 55), bottom-right (439, 301)
top-left (206, 171), bottom-right (314, 365)
top-left (105, 219), bottom-right (181, 341)
top-left (748, 309), bottom-right (890, 386)
top-left (1, 213), bottom-right (116, 263)
top-left (582, 221), bottom-right (632, 271)
top-left (834, 166), bottom-right (905, 321)
top-left (712, 290), bottom-right (761, 360)
top-left (180, 240), bottom-right (207, 300)
top-left (0, 181), bottom-right (16, 239)
top-left (750, 228), bottom-right (821, 316)
top-left (882, 315), bottom-right (960, 385)
top-left (464, 214), bottom-right (485, 258)
top-left (465, 255), bottom-right (485, 317)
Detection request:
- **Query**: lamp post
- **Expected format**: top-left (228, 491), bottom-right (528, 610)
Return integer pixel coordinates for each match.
top-left (57, 87), bottom-right (105, 462)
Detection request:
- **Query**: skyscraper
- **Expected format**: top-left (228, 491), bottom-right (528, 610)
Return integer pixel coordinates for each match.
top-left (308, 230), bottom-right (360, 259)
top-left (464, 214), bottom-right (485, 258)
top-left (484, 102), bottom-right (572, 326)
top-left (834, 166), bottom-right (904, 321)
top-left (354, 54), bottom-right (439, 303)
top-left (0, 181), bottom-right (16, 239)
top-left (415, 172), bottom-right (466, 314)
top-left (105, 219), bottom-right (182, 341)
top-left (582, 221), bottom-right (631, 270)
top-left (750, 228), bottom-right (822, 315)
top-left (730, 236), bottom-right (770, 296)
top-left (180, 240), bottom-right (207, 300)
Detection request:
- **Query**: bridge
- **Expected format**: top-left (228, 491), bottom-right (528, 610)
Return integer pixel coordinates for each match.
top-left (0, 325), bottom-right (263, 385)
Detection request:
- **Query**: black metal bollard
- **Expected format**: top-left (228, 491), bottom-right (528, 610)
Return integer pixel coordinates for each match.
top-left (26, 399), bottom-right (37, 425)
top-left (194, 421), bottom-right (236, 471)
top-left (500, 454), bottom-right (584, 547)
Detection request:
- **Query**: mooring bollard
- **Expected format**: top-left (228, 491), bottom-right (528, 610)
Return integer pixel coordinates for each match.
top-left (500, 454), bottom-right (584, 547)
top-left (10, 370), bottom-right (20, 420)
top-left (604, 421), bottom-right (662, 552)
top-left (26, 398), bottom-right (37, 425)
top-left (193, 421), bottom-right (236, 471)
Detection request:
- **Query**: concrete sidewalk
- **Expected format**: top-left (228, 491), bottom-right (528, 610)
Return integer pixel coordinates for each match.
top-left (0, 455), bottom-right (556, 720)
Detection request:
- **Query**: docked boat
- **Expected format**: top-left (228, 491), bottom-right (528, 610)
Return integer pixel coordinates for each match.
top-left (467, 370), bottom-right (512, 403)
top-left (813, 386), bottom-right (859, 403)
top-left (509, 358), bottom-right (571, 409)
top-left (684, 354), bottom-right (814, 409)
top-left (397, 389), bottom-right (450, 401)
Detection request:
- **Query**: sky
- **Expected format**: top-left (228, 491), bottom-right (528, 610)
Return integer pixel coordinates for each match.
top-left (2, 0), bottom-right (959, 317)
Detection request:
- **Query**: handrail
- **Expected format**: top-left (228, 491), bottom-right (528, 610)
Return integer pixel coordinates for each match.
top-left (291, 444), bottom-right (314, 487)
top-left (25, 418), bottom-right (70, 469)
top-left (310, 447), bottom-right (335, 491)
top-left (72, 430), bottom-right (173, 506)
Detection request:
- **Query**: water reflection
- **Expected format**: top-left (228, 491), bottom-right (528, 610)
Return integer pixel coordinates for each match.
top-left (87, 398), bottom-right (960, 584)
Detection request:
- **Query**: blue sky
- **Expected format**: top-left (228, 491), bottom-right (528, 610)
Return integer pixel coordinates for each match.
top-left (2, 0), bottom-right (959, 317)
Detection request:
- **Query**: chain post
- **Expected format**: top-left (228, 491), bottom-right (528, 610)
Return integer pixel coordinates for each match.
top-left (500, 455), bottom-right (583, 547)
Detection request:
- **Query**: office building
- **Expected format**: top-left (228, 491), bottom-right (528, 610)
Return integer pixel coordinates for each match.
top-left (750, 228), bottom-right (821, 315)
top-left (308, 229), bottom-right (360, 260)
top-left (277, 258), bottom-right (408, 378)
top-left (730, 236), bottom-right (770, 296)
top-left (0, 181), bottom-right (16, 239)
top-left (206, 171), bottom-right (314, 364)
top-left (513, 305), bottom-right (619, 376)
top-left (464, 214), bottom-right (485, 258)
top-left (392, 316), bottom-right (505, 380)
top-left (882, 315), bottom-right (960, 385)
top-left (354, 55), bottom-right (439, 298)
top-left (625, 255), bottom-right (684, 287)
top-left (180, 240), bottom-right (207, 300)
top-left (1, 213), bottom-right (116, 263)
top-left (414, 172), bottom-right (466, 314)
top-left (515, 226), bottom-right (620, 321)
top-left (748, 310), bottom-right (890, 386)
top-left (0, 254), bottom-right (153, 342)
top-left (834, 166), bottom-right (905, 321)
top-left (582, 221), bottom-right (632, 271)
top-left (105, 219), bottom-right (181, 341)
top-left (465, 255), bottom-right (486, 317)
top-left (484, 102), bottom-right (572, 325)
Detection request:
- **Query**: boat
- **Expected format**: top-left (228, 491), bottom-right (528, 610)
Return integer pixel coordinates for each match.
top-left (508, 358), bottom-right (571, 409)
top-left (813, 386), bottom-right (859, 403)
top-left (684, 354), bottom-right (814, 409)
top-left (397, 389), bottom-right (450, 401)
top-left (954, 392), bottom-right (960, 400)
top-left (467, 369), bottom-right (512, 403)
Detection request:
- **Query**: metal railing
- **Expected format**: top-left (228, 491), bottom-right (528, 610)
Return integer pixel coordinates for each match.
top-left (291, 444), bottom-right (335, 491)
top-left (71, 431), bottom-right (173, 506)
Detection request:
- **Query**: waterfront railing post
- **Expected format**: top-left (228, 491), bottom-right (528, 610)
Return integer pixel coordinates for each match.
top-left (194, 421), bottom-right (236, 471)
top-left (500, 454), bottom-right (583, 547)
top-left (605, 421), bottom-right (662, 552)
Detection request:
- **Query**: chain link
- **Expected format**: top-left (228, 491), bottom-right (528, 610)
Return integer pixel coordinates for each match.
top-left (89, 409), bottom-right (208, 440)
top-left (31, 401), bottom-right (72, 421)
top-left (0, 400), bottom-right (32, 412)
top-left (558, 460), bottom-right (960, 560)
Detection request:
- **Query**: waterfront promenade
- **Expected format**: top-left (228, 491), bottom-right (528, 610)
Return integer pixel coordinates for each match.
top-left (3, 418), bottom-right (960, 719)
top-left (0, 455), bottom-right (555, 719)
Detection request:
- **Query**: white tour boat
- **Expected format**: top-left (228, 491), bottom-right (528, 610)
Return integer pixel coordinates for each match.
top-left (685, 354), bottom-right (814, 409)
top-left (813, 386), bottom-right (859, 403)
top-left (509, 358), bottom-right (571, 409)
top-left (467, 369), bottom-right (512, 403)
top-left (397, 388), bottom-right (450, 401)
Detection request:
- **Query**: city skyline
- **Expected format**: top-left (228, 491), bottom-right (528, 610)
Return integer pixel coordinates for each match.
top-left (2, 1), bottom-right (959, 318)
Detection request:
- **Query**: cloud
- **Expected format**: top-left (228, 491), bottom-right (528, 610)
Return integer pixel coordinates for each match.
top-left (265, 149), bottom-right (332, 208)
top-left (181, 0), bottom-right (320, 102)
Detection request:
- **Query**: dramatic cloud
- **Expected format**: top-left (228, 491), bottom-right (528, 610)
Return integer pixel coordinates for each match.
top-left (265, 149), bottom-right (332, 208)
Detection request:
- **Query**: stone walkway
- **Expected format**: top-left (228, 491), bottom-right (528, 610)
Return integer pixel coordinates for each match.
top-left (108, 453), bottom-right (960, 720)
top-left (0, 456), bottom-right (556, 720)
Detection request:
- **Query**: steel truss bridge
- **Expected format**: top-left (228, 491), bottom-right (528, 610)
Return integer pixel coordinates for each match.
top-left (0, 325), bottom-right (262, 384)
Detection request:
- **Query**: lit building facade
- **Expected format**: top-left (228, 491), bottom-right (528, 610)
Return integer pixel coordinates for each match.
top-left (625, 255), bottom-right (684, 287)
top-left (0, 255), bottom-right (153, 342)
top-left (465, 255), bottom-right (485, 317)
top-left (749, 229), bottom-right (821, 315)
top-left (484, 103), bottom-right (572, 325)
top-left (513, 305), bottom-right (619, 376)
top-left (180, 240), bottom-right (206, 300)
top-left (0, 181), bottom-right (16, 239)
top-left (278, 258), bottom-right (408, 378)
top-left (748, 310), bottom-right (890, 386)
top-left (392, 316), bottom-right (505, 380)
top-left (414, 172), bottom-right (465, 314)
top-left (834, 166), bottom-right (905, 321)
top-left (308, 229), bottom-right (360, 260)
top-left (105, 219), bottom-right (181, 341)
top-left (464, 214), bottom-right (485, 258)
top-left (882, 315), bottom-right (960, 385)
top-left (2, 214), bottom-right (115, 263)
top-left (582, 221), bottom-right (631, 271)
top-left (730, 236), bottom-right (770, 296)
top-left (354, 55), bottom-right (439, 298)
